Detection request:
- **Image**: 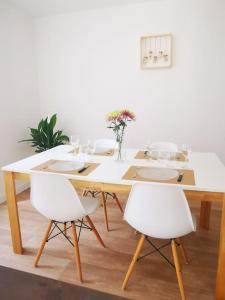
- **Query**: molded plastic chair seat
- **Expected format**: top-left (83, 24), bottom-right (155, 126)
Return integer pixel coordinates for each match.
top-left (81, 196), bottom-right (100, 215)
top-left (124, 184), bottom-right (195, 239)
top-left (150, 141), bottom-right (178, 153)
top-left (122, 183), bottom-right (196, 300)
top-left (94, 138), bottom-right (118, 150)
top-left (31, 172), bottom-right (105, 283)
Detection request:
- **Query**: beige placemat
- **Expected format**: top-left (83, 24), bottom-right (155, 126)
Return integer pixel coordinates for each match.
top-left (69, 149), bottom-right (114, 157)
top-left (94, 149), bottom-right (115, 156)
top-left (122, 166), bottom-right (195, 186)
top-left (134, 150), bottom-right (188, 162)
top-left (32, 160), bottom-right (99, 176)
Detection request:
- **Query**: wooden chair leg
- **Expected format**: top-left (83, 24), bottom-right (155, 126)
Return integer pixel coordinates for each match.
top-left (113, 193), bottom-right (123, 213)
top-left (85, 215), bottom-right (106, 248)
top-left (71, 221), bottom-right (83, 283)
top-left (34, 220), bottom-right (53, 267)
top-left (101, 192), bottom-right (109, 231)
top-left (122, 234), bottom-right (145, 290)
top-left (171, 240), bottom-right (186, 300)
top-left (64, 222), bottom-right (67, 236)
top-left (82, 190), bottom-right (88, 197)
top-left (177, 238), bottom-right (189, 265)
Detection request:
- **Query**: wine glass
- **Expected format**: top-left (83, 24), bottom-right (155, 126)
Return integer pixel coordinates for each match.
top-left (87, 141), bottom-right (95, 155)
top-left (146, 140), bottom-right (152, 151)
top-left (145, 140), bottom-right (152, 158)
top-left (70, 135), bottom-right (80, 155)
top-left (181, 144), bottom-right (192, 161)
top-left (162, 151), bottom-right (171, 161)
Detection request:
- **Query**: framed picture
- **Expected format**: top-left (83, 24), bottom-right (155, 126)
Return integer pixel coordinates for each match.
top-left (140, 34), bottom-right (172, 69)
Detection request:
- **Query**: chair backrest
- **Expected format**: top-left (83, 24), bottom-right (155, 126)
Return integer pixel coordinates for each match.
top-left (30, 173), bottom-right (86, 222)
top-left (94, 138), bottom-right (118, 149)
top-left (150, 142), bottom-right (178, 152)
top-left (124, 183), bottom-right (195, 239)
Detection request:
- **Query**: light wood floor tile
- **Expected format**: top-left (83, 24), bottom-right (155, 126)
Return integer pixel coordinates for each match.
top-left (0, 190), bottom-right (221, 300)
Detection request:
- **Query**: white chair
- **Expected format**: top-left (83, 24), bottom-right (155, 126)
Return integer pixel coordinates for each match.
top-left (94, 138), bottom-right (118, 150)
top-left (31, 173), bottom-right (105, 283)
top-left (122, 183), bottom-right (196, 300)
top-left (83, 138), bottom-right (123, 231)
top-left (150, 141), bottom-right (178, 152)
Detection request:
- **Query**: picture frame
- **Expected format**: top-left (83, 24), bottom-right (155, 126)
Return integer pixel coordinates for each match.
top-left (140, 34), bottom-right (172, 69)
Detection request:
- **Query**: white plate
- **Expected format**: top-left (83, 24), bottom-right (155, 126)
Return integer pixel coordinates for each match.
top-left (48, 161), bottom-right (84, 172)
top-left (137, 167), bottom-right (179, 181)
top-left (95, 147), bottom-right (112, 154)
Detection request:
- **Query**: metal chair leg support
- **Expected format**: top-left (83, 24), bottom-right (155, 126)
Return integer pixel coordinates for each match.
top-left (145, 238), bottom-right (175, 268)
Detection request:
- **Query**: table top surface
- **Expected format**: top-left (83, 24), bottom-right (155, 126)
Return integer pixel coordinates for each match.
top-left (2, 145), bottom-right (225, 193)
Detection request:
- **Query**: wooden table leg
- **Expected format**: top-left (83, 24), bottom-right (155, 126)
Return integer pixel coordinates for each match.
top-left (101, 192), bottom-right (109, 231)
top-left (4, 171), bottom-right (23, 254)
top-left (199, 201), bottom-right (212, 230)
top-left (216, 193), bottom-right (225, 299)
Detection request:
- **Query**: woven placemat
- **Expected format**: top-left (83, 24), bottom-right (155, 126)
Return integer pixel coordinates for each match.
top-left (94, 149), bottom-right (115, 156)
top-left (134, 150), bottom-right (187, 162)
top-left (32, 160), bottom-right (99, 176)
top-left (69, 149), bottom-right (114, 157)
top-left (122, 166), bottom-right (195, 186)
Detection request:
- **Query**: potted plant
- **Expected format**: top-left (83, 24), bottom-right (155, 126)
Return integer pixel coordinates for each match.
top-left (19, 114), bottom-right (69, 153)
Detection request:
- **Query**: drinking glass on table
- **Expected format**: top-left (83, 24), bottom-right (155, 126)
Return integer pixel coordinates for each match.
top-left (78, 142), bottom-right (91, 162)
top-left (145, 140), bottom-right (153, 158)
top-left (162, 151), bottom-right (171, 160)
top-left (86, 140), bottom-right (92, 154)
top-left (181, 144), bottom-right (192, 161)
top-left (70, 135), bottom-right (80, 155)
top-left (87, 142), bottom-right (95, 155)
top-left (146, 140), bottom-right (152, 151)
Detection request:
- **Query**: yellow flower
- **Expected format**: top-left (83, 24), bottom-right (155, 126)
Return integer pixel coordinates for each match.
top-left (106, 110), bottom-right (121, 121)
top-left (106, 109), bottom-right (136, 122)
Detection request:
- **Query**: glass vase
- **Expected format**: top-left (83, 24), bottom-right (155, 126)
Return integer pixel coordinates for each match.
top-left (117, 141), bottom-right (123, 161)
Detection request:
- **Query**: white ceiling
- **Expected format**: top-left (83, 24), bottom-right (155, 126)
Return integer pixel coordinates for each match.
top-left (7, 0), bottom-right (154, 17)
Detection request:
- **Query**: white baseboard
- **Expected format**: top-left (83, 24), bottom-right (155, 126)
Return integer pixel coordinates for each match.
top-left (0, 182), bottom-right (30, 204)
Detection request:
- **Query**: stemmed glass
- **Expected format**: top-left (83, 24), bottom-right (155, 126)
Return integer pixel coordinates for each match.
top-left (78, 140), bottom-right (94, 162)
top-left (70, 135), bottom-right (80, 155)
top-left (87, 141), bottom-right (95, 155)
top-left (181, 144), bottom-right (192, 161)
top-left (145, 140), bottom-right (152, 158)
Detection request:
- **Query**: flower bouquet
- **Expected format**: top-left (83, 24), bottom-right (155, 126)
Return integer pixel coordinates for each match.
top-left (106, 109), bottom-right (136, 160)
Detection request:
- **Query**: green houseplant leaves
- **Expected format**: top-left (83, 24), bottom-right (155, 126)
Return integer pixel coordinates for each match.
top-left (19, 114), bottom-right (69, 153)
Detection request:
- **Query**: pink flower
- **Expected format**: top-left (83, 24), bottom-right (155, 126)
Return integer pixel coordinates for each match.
top-left (119, 110), bottom-right (136, 121)
top-left (106, 109), bottom-right (136, 123)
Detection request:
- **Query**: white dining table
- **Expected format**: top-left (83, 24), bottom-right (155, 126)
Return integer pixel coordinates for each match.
top-left (2, 145), bottom-right (225, 299)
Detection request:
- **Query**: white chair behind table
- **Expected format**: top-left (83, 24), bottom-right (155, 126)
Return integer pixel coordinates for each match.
top-left (150, 141), bottom-right (178, 152)
top-left (94, 138), bottom-right (118, 150)
top-left (31, 173), bottom-right (105, 283)
top-left (122, 183), bottom-right (196, 300)
top-left (83, 138), bottom-right (123, 232)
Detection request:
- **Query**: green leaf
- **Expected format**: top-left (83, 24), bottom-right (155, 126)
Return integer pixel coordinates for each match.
top-left (49, 114), bottom-right (57, 130)
top-left (18, 114), bottom-right (69, 152)
top-left (38, 119), bottom-right (43, 131)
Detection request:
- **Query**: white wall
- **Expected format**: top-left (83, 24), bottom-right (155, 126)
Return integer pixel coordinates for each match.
top-left (35, 0), bottom-right (225, 162)
top-left (0, 0), bottom-right (40, 202)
